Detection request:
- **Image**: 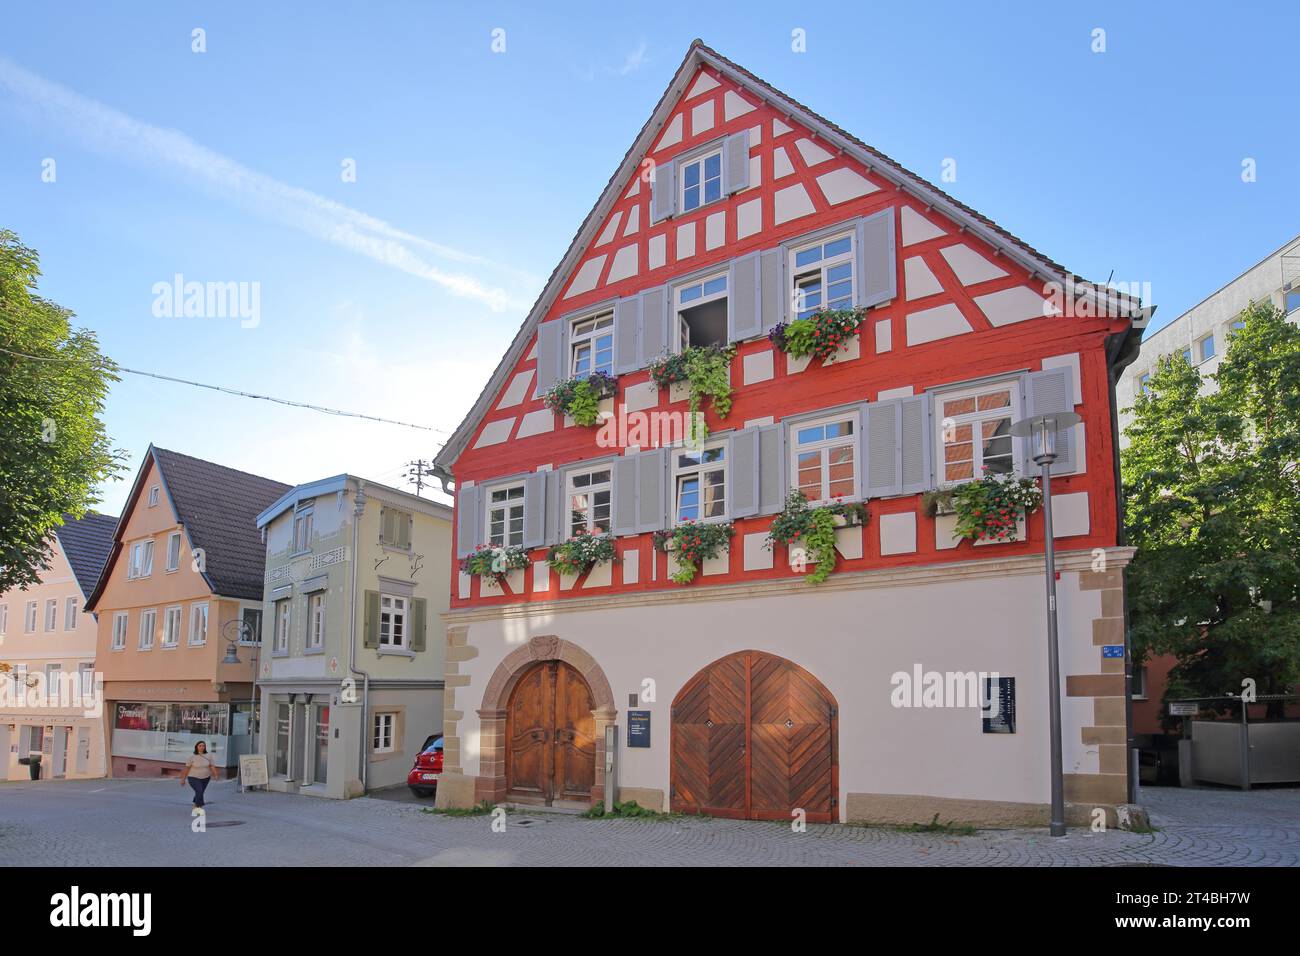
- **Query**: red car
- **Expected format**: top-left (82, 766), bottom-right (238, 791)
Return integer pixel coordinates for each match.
top-left (407, 735), bottom-right (444, 798)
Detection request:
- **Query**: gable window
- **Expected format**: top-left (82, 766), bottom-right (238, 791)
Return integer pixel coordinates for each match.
top-left (673, 444), bottom-right (727, 522)
top-left (792, 415), bottom-right (858, 504)
top-left (64, 597), bottom-right (77, 631)
top-left (486, 483), bottom-right (526, 548)
top-left (139, 608), bottom-right (157, 650)
top-left (189, 603), bottom-right (208, 646)
top-left (148, 485), bottom-right (160, 507)
top-left (128, 539), bottom-right (154, 579)
top-left (44, 599), bottom-right (57, 632)
top-left (275, 599), bottom-right (291, 654)
top-left (112, 612), bottom-right (128, 650)
top-left (307, 592), bottom-right (326, 651)
top-left (162, 606), bottom-right (183, 648)
top-left (379, 595), bottom-right (407, 648)
top-left (292, 503), bottom-right (314, 553)
top-left (679, 148), bottom-right (723, 213)
top-left (381, 507), bottom-right (412, 550)
top-left (936, 380), bottom-right (1018, 484)
top-left (566, 468), bottom-right (612, 536)
top-left (569, 312), bottom-right (614, 379)
top-left (1198, 334), bottom-right (1216, 362)
top-left (373, 712), bottom-right (396, 753)
top-left (25, 600), bottom-right (38, 633)
top-left (675, 273), bottom-right (729, 351)
top-left (790, 233), bottom-right (854, 320)
top-left (166, 531), bottom-right (182, 572)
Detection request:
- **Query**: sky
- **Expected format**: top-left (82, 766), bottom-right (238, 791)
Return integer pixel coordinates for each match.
top-left (2, 1), bottom-right (1297, 519)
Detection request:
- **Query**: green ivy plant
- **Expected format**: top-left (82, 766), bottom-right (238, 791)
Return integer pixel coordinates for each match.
top-left (950, 471), bottom-right (1042, 543)
top-left (459, 544), bottom-right (530, 583)
top-left (768, 308), bottom-right (867, 365)
top-left (765, 491), bottom-right (864, 585)
top-left (647, 345), bottom-right (735, 445)
top-left (542, 371), bottom-right (618, 427)
top-left (547, 529), bottom-right (618, 577)
top-left (653, 520), bottom-right (734, 584)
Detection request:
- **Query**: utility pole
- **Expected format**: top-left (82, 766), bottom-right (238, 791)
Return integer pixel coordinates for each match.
top-left (404, 459), bottom-right (436, 497)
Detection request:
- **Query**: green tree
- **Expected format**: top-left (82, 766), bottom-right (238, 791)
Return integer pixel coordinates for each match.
top-left (1122, 301), bottom-right (1300, 717)
top-left (0, 229), bottom-right (123, 594)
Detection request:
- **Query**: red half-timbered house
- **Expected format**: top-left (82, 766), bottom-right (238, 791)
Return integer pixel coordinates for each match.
top-left (431, 41), bottom-right (1146, 825)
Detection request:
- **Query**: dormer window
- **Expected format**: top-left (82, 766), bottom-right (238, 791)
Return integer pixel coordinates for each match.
top-left (570, 312), bottom-right (614, 378)
top-left (679, 148), bottom-right (723, 213)
top-left (292, 502), bottom-right (315, 553)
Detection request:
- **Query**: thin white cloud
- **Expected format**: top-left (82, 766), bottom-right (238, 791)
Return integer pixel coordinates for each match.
top-left (0, 56), bottom-right (533, 312)
top-left (618, 42), bottom-right (649, 76)
top-left (572, 41), bottom-right (650, 82)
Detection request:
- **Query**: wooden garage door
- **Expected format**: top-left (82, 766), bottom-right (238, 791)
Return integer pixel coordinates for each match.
top-left (671, 651), bottom-right (837, 823)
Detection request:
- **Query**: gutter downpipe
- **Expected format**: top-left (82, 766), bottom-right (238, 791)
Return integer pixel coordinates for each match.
top-left (348, 479), bottom-right (372, 793)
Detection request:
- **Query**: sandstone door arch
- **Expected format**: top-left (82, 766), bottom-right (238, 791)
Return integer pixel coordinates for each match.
top-left (505, 659), bottom-right (596, 807)
top-left (671, 650), bottom-right (838, 822)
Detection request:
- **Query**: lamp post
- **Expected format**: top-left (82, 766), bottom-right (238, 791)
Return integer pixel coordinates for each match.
top-left (1010, 410), bottom-right (1081, 837)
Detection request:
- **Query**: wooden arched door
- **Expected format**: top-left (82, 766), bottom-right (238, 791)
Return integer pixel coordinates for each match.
top-left (671, 651), bottom-right (838, 822)
top-left (505, 660), bottom-right (596, 806)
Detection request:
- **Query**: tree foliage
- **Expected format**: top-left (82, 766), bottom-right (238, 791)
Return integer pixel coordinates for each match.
top-left (1122, 301), bottom-right (1300, 714)
top-left (0, 229), bottom-right (123, 593)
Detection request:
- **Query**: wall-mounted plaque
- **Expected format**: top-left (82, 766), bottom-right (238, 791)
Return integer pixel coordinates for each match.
top-left (982, 677), bottom-right (1016, 734)
top-left (626, 710), bottom-right (651, 748)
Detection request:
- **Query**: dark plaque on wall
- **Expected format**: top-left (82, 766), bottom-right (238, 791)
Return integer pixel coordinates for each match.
top-left (626, 710), bottom-right (652, 748)
top-left (982, 677), bottom-right (1016, 734)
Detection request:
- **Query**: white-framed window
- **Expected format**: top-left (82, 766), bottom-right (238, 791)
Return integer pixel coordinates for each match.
top-left (486, 483), bottom-right (526, 548)
top-left (935, 379), bottom-right (1019, 485)
top-left (373, 712), bottom-right (396, 753)
top-left (381, 507), bottom-right (412, 550)
top-left (1197, 334), bottom-right (1216, 363)
top-left (188, 603), bottom-right (208, 646)
top-left (138, 608), bottom-right (157, 650)
top-left (673, 444), bottom-right (728, 522)
top-left (79, 663), bottom-right (94, 699)
top-left (674, 272), bottom-right (729, 351)
top-left (12, 664), bottom-right (27, 697)
top-left (240, 607), bottom-right (263, 645)
top-left (789, 232), bottom-right (855, 320)
top-left (148, 485), bottom-right (160, 507)
top-left (569, 311), bottom-right (615, 379)
top-left (128, 539), bottom-right (154, 579)
top-left (275, 598), bottom-right (291, 654)
top-left (64, 596), bottom-right (77, 631)
top-left (292, 503), bottom-right (314, 553)
top-left (112, 612), bottom-right (128, 650)
top-left (44, 599), bottom-right (57, 632)
top-left (679, 147), bottom-right (723, 213)
top-left (566, 468), bottom-right (612, 536)
top-left (45, 663), bottom-right (61, 696)
top-left (162, 605), bottom-right (183, 647)
top-left (165, 531), bottom-right (182, 572)
top-left (307, 592), bottom-right (326, 651)
top-left (1286, 289), bottom-right (1300, 314)
top-left (24, 600), bottom-right (38, 633)
top-left (791, 414), bottom-right (858, 504)
top-left (0, 604), bottom-right (7, 636)
top-left (379, 595), bottom-right (407, 648)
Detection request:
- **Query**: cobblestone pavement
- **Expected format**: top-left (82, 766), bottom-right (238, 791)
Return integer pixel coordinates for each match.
top-left (0, 778), bottom-right (1295, 866)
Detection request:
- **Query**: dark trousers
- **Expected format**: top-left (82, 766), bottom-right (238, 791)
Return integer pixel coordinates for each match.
top-left (188, 776), bottom-right (210, 807)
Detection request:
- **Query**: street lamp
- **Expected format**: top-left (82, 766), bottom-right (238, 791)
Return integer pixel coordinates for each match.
top-left (1010, 410), bottom-right (1081, 837)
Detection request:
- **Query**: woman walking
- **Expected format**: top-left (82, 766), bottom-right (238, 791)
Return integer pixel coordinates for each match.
top-left (180, 741), bottom-right (219, 809)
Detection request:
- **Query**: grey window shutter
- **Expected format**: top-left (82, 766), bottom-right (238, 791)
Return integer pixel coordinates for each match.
top-left (614, 296), bottom-right (641, 374)
top-left (545, 469), bottom-right (566, 544)
top-left (522, 472), bottom-right (547, 548)
top-left (363, 590), bottom-right (379, 648)
top-left (651, 160), bottom-right (676, 223)
top-left (409, 598), bottom-right (427, 652)
top-left (863, 400), bottom-right (902, 498)
top-left (899, 395), bottom-right (934, 494)
top-left (612, 456), bottom-right (640, 535)
top-left (638, 286), bottom-right (669, 366)
top-left (723, 130), bottom-right (750, 194)
top-left (1023, 368), bottom-right (1077, 476)
top-left (534, 319), bottom-right (565, 395)
top-left (759, 247), bottom-right (785, 332)
top-left (855, 207), bottom-right (897, 309)
top-left (728, 252), bottom-right (763, 342)
top-left (757, 423), bottom-right (787, 515)
top-left (455, 485), bottom-right (482, 558)
top-left (636, 448), bottom-right (669, 532)
top-left (729, 427), bottom-right (761, 518)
